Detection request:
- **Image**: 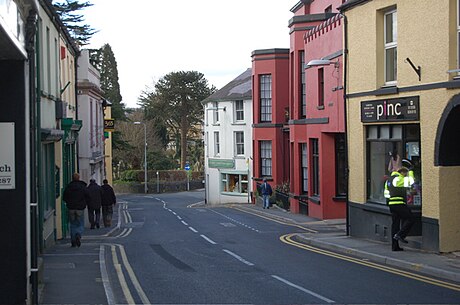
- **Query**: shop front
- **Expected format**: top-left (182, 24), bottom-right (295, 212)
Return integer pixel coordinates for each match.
top-left (349, 96), bottom-right (422, 243)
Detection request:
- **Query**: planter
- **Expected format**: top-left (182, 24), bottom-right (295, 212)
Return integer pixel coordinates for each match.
top-left (275, 191), bottom-right (290, 210)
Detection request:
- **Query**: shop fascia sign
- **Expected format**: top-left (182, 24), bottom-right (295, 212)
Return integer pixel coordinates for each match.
top-left (361, 96), bottom-right (419, 123)
top-left (0, 122), bottom-right (15, 189)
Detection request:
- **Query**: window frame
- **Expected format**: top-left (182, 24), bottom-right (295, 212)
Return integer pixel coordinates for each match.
top-left (213, 101), bottom-right (219, 124)
top-left (214, 131), bottom-right (220, 156)
top-left (300, 51), bottom-right (306, 118)
top-left (335, 134), bottom-right (346, 197)
top-left (260, 140), bottom-right (272, 177)
top-left (318, 67), bottom-right (325, 108)
top-left (259, 74), bottom-right (272, 122)
top-left (301, 143), bottom-right (308, 194)
top-left (221, 173), bottom-right (249, 194)
top-left (311, 138), bottom-right (320, 196)
top-left (384, 9), bottom-right (397, 85)
top-left (234, 100), bottom-right (244, 122)
top-left (234, 131), bottom-right (245, 156)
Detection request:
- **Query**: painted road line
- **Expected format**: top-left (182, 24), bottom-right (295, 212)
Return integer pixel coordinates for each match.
top-left (111, 245), bottom-right (135, 304)
top-left (187, 201), bottom-right (205, 208)
top-left (177, 216), bottom-right (182, 220)
top-left (181, 220), bottom-right (189, 226)
top-left (271, 275), bottom-right (335, 303)
top-left (209, 209), bottom-right (260, 233)
top-left (99, 245), bottom-right (115, 305)
top-left (280, 234), bottom-right (460, 292)
top-left (223, 249), bottom-right (254, 266)
top-left (118, 244), bottom-right (151, 304)
top-left (189, 226), bottom-right (198, 233)
top-left (119, 228), bottom-right (132, 238)
top-left (200, 234), bottom-right (217, 245)
top-left (232, 206), bottom-right (317, 233)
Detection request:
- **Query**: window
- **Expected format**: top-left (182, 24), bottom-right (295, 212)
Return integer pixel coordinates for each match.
top-left (335, 134), bottom-right (346, 197)
top-left (300, 51), bottom-right (306, 117)
top-left (311, 139), bottom-right (319, 196)
top-left (234, 131), bottom-right (244, 156)
top-left (325, 5), bottom-right (332, 13)
top-left (234, 100), bottom-right (244, 122)
top-left (214, 132), bottom-right (220, 156)
top-left (260, 75), bottom-right (272, 122)
top-left (318, 68), bottom-right (324, 107)
top-left (221, 173), bottom-right (249, 194)
top-left (366, 124), bottom-right (422, 205)
top-left (260, 141), bottom-right (272, 177)
top-left (301, 143), bottom-right (308, 193)
top-left (384, 9), bottom-right (397, 84)
top-left (213, 102), bottom-right (219, 124)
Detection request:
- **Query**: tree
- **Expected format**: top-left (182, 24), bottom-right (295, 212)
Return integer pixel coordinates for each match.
top-left (53, 0), bottom-right (96, 46)
top-left (139, 71), bottom-right (216, 169)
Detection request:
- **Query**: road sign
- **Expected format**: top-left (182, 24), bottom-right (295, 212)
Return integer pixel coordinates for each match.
top-left (185, 164), bottom-right (190, 171)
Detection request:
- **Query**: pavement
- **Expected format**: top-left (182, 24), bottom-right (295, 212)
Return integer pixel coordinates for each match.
top-left (39, 199), bottom-right (460, 304)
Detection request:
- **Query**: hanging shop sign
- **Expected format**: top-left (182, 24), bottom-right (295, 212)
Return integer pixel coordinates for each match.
top-left (361, 96), bottom-right (419, 123)
top-left (0, 122), bottom-right (15, 190)
top-left (104, 119), bottom-right (115, 131)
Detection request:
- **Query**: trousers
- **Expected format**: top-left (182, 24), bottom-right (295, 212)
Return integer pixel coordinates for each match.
top-left (389, 204), bottom-right (415, 248)
top-left (68, 209), bottom-right (84, 243)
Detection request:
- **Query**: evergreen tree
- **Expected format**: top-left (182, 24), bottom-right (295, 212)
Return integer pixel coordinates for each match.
top-left (139, 71), bottom-right (216, 169)
top-left (52, 0), bottom-right (96, 46)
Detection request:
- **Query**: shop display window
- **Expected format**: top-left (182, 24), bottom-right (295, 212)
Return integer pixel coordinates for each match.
top-left (221, 173), bottom-right (248, 194)
top-left (366, 124), bottom-right (422, 205)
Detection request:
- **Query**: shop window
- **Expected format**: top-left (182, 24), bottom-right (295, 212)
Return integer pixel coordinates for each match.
top-left (301, 143), bottom-right (308, 193)
top-left (366, 124), bottom-right (422, 205)
top-left (221, 173), bottom-right (248, 194)
top-left (384, 9), bottom-right (397, 84)
top-left (260, 74), bottom-right (272, 122)
top-left (260, 140), bottom-right (272, 177)
top-left (311, 139), bottom-right (320, 196)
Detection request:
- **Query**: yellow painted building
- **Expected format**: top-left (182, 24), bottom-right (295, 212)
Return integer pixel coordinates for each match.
top-left (341, 0), bottom-right (460, 252)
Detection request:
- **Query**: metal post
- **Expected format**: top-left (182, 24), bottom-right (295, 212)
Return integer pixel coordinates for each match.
top-left (156, 171), bottom-right (159, 193)
top-left (134, 122), bottom-right (148, 193)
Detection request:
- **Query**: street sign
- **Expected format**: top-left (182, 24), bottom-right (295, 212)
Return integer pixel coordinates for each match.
top-left (185, 164), bottom-right (190, 171)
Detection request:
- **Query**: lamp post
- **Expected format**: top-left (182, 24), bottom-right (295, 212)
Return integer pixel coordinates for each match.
top-left (134, 121), bottom-right (148, 193)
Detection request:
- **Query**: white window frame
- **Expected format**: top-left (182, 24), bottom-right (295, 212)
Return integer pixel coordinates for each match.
top-left (384, 9), bottom-right (397, 85)
top-left (234, 100), bottom-right (244, 122)
top-left (260, 140), bottom-right (272, 177)
top-left (234, 131), bottom-right (244, 156)
top-left (221, 173), bottom-right (249, 194)
top-left (214, 131), bottom-right (220, 156)
top-left (213, 102), bottom-right (219, 124)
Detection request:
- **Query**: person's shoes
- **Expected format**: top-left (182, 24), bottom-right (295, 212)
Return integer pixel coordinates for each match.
top-left (96, 223), bottom-right (100, 229)
top-left (393, 234), bottom-right (408, 244)
top-left (75, 234), bottom-right (81, 247)
top-left (392, 247), bottom-right (404, 251)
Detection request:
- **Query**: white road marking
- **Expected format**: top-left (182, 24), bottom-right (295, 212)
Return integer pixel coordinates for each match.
top-left (99, 246), bottom-right (115, 305)
top-left (271, 275), bottom-right (335, 303)
top-left (200, 234), bottom-right (217, 245)
top-left (223, 249), bottom-right (254, 266)
top-left (181, 220), bottom-right (189, 226)
top-left (188, 226), bottom-right (198, 233)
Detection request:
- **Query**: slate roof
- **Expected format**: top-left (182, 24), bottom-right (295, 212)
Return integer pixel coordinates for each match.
top-left (202, 68), bottom-right (252, 103)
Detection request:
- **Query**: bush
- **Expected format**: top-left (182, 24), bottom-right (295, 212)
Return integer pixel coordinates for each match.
top-left (120, 170), bottom-right (142, 182)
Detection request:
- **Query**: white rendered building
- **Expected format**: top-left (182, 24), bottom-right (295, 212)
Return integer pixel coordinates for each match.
top-left (202, 68), bottom-right (253, 205)
top-left (77, 50), bottom-right (105, 184)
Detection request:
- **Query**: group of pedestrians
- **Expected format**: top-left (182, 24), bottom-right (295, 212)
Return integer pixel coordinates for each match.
top-left (63, 173), bottom-right (116, 247)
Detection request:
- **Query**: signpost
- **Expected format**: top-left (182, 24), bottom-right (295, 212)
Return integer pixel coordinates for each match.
top-left (185, 162), bottom-right (190, 191)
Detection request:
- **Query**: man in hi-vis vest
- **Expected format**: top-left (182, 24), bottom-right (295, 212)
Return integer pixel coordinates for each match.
top-left (384, 167), bottom-right (415, 251)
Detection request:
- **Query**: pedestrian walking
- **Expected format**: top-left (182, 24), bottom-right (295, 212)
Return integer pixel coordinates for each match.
top-left (384, 167), bottom-right (415, 251)
top-left (101, 179), bottom-right (116, 227)
top-left (87, 179), bottom-right (104, 229)
top-left (63, 173), bottom-right (89, 247)
top-left (260, 178), bottom-right (273, 209)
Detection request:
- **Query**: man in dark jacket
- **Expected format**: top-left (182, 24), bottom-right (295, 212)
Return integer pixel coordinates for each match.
top-left (63, 173), bottom-right (89, 247)
top-left (101, 179), bottom-right (117, 227)
top-left (87, 179), bottom-right (104, 229)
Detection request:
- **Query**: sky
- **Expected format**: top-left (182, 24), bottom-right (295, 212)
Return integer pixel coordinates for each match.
top-left (82, 0), bottom-right (294, 108)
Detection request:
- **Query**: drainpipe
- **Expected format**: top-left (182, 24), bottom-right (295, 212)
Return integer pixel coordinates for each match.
top-left (340, 13), bottom-right (350, 236)
top-left (26, 8), bottom-right (39, 305)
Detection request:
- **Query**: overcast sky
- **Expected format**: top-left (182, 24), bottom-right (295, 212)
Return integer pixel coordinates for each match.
top-left (82, 0), bottom-right (294, 108)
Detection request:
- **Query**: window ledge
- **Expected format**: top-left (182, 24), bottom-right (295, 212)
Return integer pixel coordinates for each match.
top-left (232, 122), bottom-right (246, 125)
top-left (234, 156), bottom-right (246, 159)
top-left (309, 195), bottom-right (321, 205)
top-left (317, 105), bottom-right (325, 110)
top-left (221, 192), bottom-right (249, 197)
top-left (333, 196), bottom-right (346, 202)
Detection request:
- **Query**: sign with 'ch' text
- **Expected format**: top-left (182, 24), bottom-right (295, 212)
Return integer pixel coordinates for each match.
top-left (361, 96), bottom-right (420, 123)
top-left (0, 122), bottom-right (15, 190)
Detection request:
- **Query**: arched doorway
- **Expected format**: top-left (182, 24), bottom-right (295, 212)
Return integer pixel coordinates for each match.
top-left (435, 94), bottom-right (460, 166)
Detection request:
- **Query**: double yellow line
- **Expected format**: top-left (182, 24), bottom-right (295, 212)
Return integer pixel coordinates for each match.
top-left (280, 234), bottom-right (460, 292)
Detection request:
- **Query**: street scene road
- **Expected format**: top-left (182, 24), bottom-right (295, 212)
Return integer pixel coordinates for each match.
top-left (41, 190), bottom-right (460, 304)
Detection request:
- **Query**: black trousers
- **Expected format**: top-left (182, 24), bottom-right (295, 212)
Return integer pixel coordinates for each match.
top-left (389, 204), bottom-right (415, 248)
top-left (88, 207), bottom-right (101, 228)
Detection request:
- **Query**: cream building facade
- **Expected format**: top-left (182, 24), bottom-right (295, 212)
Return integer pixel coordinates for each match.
top-left (341, 0), bottom-right (460, 252)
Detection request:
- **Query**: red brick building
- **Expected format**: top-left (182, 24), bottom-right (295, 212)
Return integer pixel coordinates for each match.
top-left (252, 0), bottom-right (346, 219)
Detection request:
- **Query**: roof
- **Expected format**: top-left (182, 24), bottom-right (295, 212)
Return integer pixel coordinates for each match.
top-left (202, 68), bottom-right (252, 103)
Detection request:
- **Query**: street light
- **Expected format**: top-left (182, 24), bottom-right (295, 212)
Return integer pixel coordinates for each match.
top-left (134, 121), bottom-right (148, 193)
